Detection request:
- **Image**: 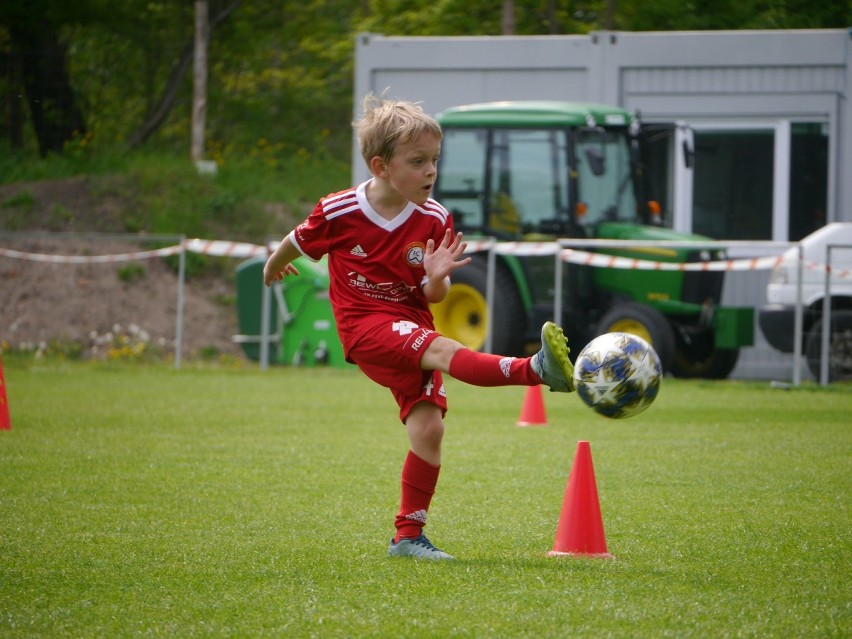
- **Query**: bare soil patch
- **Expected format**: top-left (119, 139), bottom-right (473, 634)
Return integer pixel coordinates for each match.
top-left (0, 177), bottom-right (247, 360)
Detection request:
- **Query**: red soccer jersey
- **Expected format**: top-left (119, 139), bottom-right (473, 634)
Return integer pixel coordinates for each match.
top-left (288, 180), bottom-right (454, 358)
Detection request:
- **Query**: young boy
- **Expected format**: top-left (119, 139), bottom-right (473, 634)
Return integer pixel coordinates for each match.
top-left (264, 94), bottom-right (575, 560)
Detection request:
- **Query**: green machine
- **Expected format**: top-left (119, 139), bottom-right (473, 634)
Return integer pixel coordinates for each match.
top-left (234, 255), bottom-right (348, 367)
top-left (432, 101), bottom-right (754, 379)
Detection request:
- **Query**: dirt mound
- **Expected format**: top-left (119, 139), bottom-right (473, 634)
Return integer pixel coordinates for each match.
top-left (0, 177), bottom-right (249, 360)
top-left (0, 175), bottom-right (131, 233)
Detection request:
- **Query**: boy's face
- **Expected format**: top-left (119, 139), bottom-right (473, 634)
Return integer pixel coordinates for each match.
top-left (382, 132), bottom-right (441, 205)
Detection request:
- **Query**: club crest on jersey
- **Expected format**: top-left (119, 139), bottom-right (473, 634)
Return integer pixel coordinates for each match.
top-left (404, 242), bottom-right (426, 268)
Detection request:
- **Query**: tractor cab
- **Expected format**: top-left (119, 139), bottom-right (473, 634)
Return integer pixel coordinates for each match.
top-left (434, 101), bottom-right (660, 241)
top-left (430, 101), bottom-right (753, 379)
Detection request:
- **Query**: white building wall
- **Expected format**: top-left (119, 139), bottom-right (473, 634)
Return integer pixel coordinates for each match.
top-left (354, 29), bottom-right (851, 223)
top-left (353, 29), bottom-right (851, 380)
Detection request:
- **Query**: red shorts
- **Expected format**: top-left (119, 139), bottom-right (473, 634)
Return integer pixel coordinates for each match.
top-left (348, 317), bottom-right (448, 424)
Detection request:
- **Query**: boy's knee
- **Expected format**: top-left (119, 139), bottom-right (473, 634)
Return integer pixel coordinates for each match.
top-left (422, 336), bottom-right (464, 372)
top-left (406, 404), bottom-right (445, 439)
top-left (404, 403), bottom-right (445, 466)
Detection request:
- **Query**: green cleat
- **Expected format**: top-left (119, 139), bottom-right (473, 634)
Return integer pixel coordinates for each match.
top-left (531, 321), bottom-right (575, 392)
top-left (388, 533), bottom-right (455, 560)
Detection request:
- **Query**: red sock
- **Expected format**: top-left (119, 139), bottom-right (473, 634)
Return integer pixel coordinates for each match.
top-left (449, 348), bottom-right (541, 387)
top-left (394, 451), bottom-right (440, 542)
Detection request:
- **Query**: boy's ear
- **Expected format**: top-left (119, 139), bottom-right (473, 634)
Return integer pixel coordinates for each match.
top-left (369, 155), bottom-right (388, 177)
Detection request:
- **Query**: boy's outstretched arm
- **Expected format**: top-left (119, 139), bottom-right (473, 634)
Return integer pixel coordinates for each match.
top-left (263, 236), bottom-right (302, 286)
top-left (421, 230), bottom-right (471, 304)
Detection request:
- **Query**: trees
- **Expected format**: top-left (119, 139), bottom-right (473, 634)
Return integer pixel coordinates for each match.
top-left (0, 0), bottom-right (242, 156)
top-left (0, 1), bottom-right (847, 162)
top-left (127, 0), bottom-right (241, 150)
top-left (191, 0), bottom-right (209, 164)
top-left (1, 0), bottom-right (359, 160)
top-left (2, 2), bottom-right (86, 155)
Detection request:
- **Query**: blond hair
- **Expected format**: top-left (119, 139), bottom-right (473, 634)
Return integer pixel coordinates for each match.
top-left (354, 92), bottom-right (442, 166)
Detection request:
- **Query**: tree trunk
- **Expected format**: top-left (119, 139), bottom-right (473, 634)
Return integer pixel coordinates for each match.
top-left (605, 0), bottom-right (616, 30)
top-left (9, 19), bottom-right (86, 156)
top-left (127, 43), bottom-right (194, 149)
top-left (191, 0), bottom-right (209, 163)
top-left (501, 0), bottom-right (516, 35)
top-left (546, 0), bottom-right (558, 34)
top-left (128, 0), bottom-right (241, 149)
top-left (4, 45), bottom-right (25, 148)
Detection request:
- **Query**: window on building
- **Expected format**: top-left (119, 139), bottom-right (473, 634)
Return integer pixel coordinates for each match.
top-left (692, 129), bottom-right (774, 240)
top-left (789, 123), bottom-right (828, 241)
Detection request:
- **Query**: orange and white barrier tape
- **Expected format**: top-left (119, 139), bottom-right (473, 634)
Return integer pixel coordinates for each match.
top-left (560, 249), bottom-right (785, 273)
top-left (461, 240), bottom-right (852, 278)
top-left (464, 239), bottom-right (560, 255)
top-left (495, 242), bottom-right (560, 256)
top-left (0, 244), bottom-right (184, 264)
top-left (182, 239), bottom-right (269, 258)
top-left (0, 238), bottom-right (271, 264)
top-left (560, 248), bottom-right (852, 278)
top-left (2, 237), bottom-right (850, 279)
top-left (800, 259), bottom-right (852, 280)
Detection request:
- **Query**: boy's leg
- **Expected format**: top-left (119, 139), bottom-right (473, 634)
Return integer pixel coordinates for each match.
top-left (393, 450), bottom-right (440, 541)
top-left (443, 321), bottom-right (575, 392)
top-left (346, 319), bottom-right (454, 559)
top-left (388, 402), bottom-right (454, 560)
top-left (530, 322), bottom-right (575, 392)
top-left (394, 402), bottom-right (443, 542)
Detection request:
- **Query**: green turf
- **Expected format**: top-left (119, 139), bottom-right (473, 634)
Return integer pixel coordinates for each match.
top-left (1, 362), bottom-right (850, 638)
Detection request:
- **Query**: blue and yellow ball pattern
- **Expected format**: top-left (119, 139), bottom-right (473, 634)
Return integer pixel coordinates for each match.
top-left (573, 332), bottom-right (662, 419)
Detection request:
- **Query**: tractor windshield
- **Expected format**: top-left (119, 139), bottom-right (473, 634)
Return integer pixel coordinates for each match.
top-left (435, 128), bottom-right (488, 232)
top-left (575, 127), bottom-right (639, 225)
top-left (435, 124), bottom-right (640, 237)
top-left (437, 127), bottom-right (570, 237)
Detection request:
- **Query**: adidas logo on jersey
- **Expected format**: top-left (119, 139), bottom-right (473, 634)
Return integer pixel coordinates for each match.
top-left (350, 244), bottom-right (367, 257)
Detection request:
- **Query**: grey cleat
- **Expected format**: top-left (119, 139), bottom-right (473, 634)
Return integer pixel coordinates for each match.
top-left (388, 533), bottom-right (455, 560)
top-left (531, 321), bottom-right (575, 392)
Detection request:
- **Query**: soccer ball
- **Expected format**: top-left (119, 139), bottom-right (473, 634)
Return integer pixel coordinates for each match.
top-left (573, 332), bottom-right (662, 419)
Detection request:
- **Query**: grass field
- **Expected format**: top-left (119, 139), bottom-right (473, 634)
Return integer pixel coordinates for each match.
top-left (1, 361), bottom-right (850, 638)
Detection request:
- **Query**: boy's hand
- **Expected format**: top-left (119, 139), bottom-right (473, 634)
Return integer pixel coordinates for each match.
top-left (263, 261), bottom-right (299, 287)
top-left (424, 230), bottom-right (471, 282)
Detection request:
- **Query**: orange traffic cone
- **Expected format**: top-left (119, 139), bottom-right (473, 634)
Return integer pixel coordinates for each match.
top-left (547, 441), bottom-right (613, 558)
top-left (516, 385), bottom-right (547, 427)
top-left (0, 353), bottom-right (10, 430)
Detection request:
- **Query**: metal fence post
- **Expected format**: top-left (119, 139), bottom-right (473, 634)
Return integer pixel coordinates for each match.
top-left (485, 244), bottom-right (496, 354)
top-left (819, 245), bottom-right (833, 386)
top-left (260, 280), bottom-right (271, 371)
top-left (175, 235), bottom-right (186, 369)
top-left (792, 243), bottom-right (803, 387)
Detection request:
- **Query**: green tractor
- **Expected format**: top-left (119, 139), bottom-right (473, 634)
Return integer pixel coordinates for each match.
top-left (431, 101), bottom-right (753, 378)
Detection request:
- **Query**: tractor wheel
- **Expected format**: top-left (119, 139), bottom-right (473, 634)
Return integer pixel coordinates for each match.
top-left (596, 302), bottom-right (676, 373)
top-left (431, 256), bottom-right (526, 355)
top-left (671, 330), bottom-right (740, 379)
top-left (805, 310), bottom-right (852, 382)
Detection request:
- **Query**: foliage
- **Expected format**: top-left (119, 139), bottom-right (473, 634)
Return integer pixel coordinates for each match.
top-left (0, 147), bottom-right (348, 240)
top-left (616, 0), bottom-right (850, 30)
top-left (116, 262), bottom-right (146, 283)
top-left (1, 1), bottom-right (847, 169)
top-left (358, 0), bottom-right (611, 35)
top-left (1, 324), bottom-right (165, 362)
top-left (1, 367), bottom-right (850, 637)
top-left (1, 190), bottom-right (35, 227)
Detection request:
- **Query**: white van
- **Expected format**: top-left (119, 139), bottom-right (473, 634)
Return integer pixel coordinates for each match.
top-left (758, 223), bottom-right (852, 381)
